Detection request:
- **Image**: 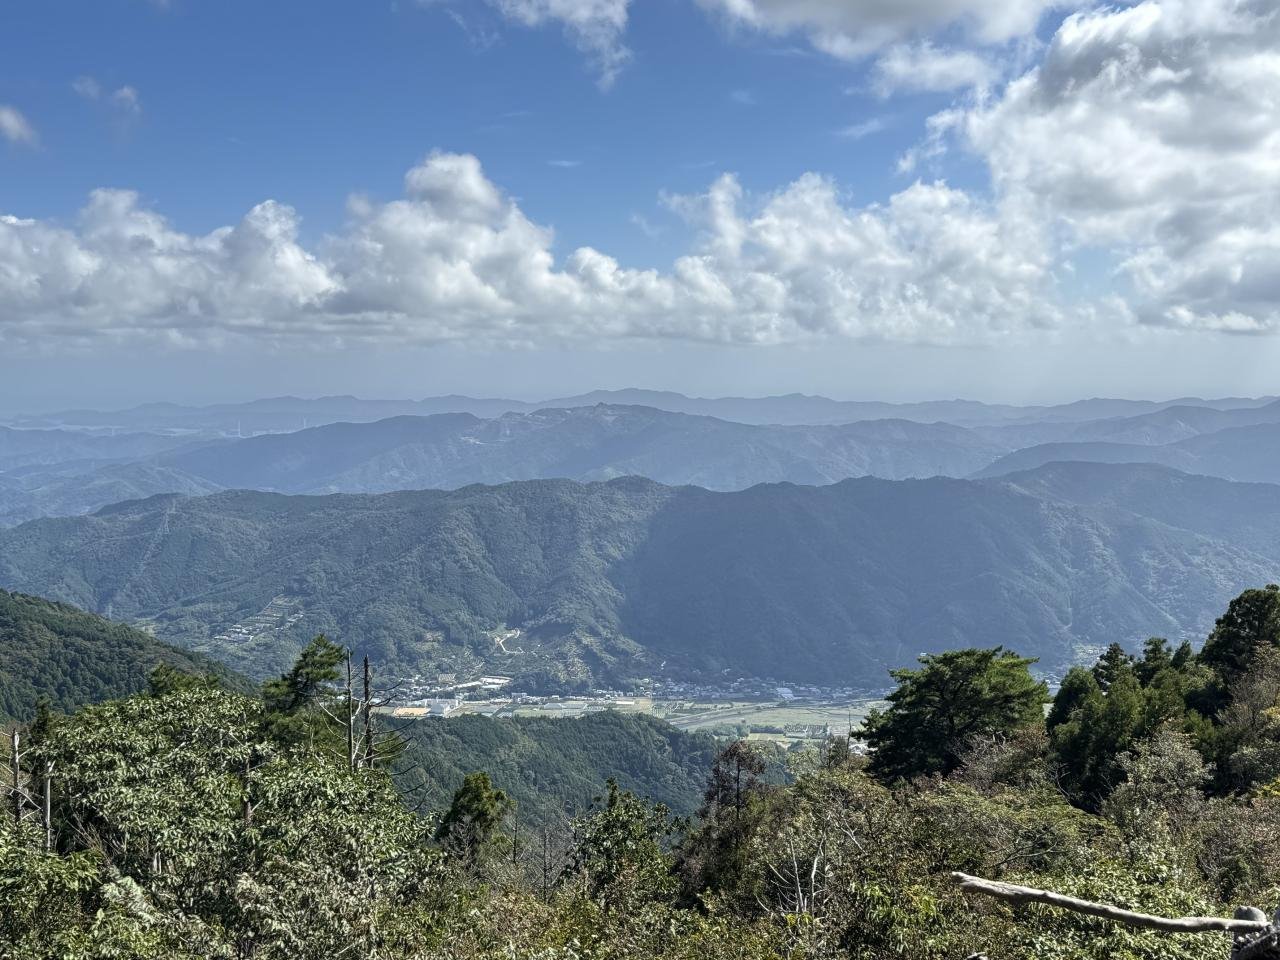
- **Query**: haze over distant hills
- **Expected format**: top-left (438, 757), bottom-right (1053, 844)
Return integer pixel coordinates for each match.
top-left (5, 392), bottom-right (1280, 527)
top-left (10, 390), bottom-right (1277, 434)
top-left (160, 406), bottom-right (1005, 493)
top-left (978, 399), bottom-right (1280, 447)
top-left (977, 421), bottom-right (1280, 482)
top-left (1, 463), bottom-right (1274, 689)
top-left (0, 405), bottom-right (1004, 525)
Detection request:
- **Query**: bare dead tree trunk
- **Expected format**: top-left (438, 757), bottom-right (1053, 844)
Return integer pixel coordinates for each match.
top-left (347, 651), bottom-right (356, 773)
top-left (512, 806), bottom-right (520, 866)
top-left (10, 729), bottom-right (20, 826)
top-left (540, 829), bottom-right (550, 901)
top-left (43, 761), bottom-right (53, 852)
top-left (242, 748), bottom-right (253, 827)
top-left (735, 758), bottom-right (742, 828)
top-left (361, 655), bottom-right (373, 769)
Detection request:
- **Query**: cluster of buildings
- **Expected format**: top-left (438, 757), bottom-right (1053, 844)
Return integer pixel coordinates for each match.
top-left (395, 673), bottom-right (515, 715)
top-left (650, 676), bottom-right (871, 702)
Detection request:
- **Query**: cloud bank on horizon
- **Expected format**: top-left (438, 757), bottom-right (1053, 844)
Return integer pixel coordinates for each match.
top-left (3, 0), bottom-right (1279, 350)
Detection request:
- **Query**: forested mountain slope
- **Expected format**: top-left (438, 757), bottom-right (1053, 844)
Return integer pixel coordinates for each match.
top-left (394, 711), bottom-right (721, 828)
top-left (1, 468), bottom-right (1275, 687)
top-left (0, 589), bottom-right (239, 720)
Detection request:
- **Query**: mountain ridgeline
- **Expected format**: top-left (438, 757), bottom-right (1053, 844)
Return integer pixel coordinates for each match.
top-left (161, 406), bottom-right (1007, 493)
top-left (1, 462), bottom-right (1276, 687)
top-left (0, 405), bottom-right (1006, 526)
top-left (14, 389), bottom-right (1279, 433)
top-left (7, 397), bottom-right (1280, 528)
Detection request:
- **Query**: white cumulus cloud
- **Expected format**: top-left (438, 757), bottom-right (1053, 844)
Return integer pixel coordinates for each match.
top-left (953, 0), bottom-right (1280, 331)
top-left (0, 152), bottom-right (1056, 348)
top-left (0, 192), bottom-right (336, 343)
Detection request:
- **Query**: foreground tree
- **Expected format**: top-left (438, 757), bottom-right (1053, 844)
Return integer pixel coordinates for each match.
top-left (1199, 584), bottom-right (1280, 693)
top-left (864, 647), bottom-right (1048, 782)
top-left (679, 740), bottom-right (774, 904)
top-left (565, 779), bottom-right (678, 914)
top-left (261, 634), bottom-right (346, 749)
top-left (435, 771), bottom-right (512, 869)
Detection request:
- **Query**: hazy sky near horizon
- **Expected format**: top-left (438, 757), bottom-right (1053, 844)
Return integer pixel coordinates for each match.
top-left (3, 0), bottom-right (1280, 409)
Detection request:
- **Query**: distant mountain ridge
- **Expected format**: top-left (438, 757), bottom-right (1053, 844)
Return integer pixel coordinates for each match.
top-left (0, 424), bottom-right (195, 471)
top-left (980, 399), bottom-right (1280, 448)
top-left (1, 464), bottom-right (1274, 689)
top-left (0, 405), bottom-right (1007, 525)
top-left (5, 391), bottom-right (1280, 529)
top-left (11, 390), bottom-right (1276, 433)
top-left (160, 405), bottom-right (1006, 493)
top-left (975, 421), bottom-right (1280, 483)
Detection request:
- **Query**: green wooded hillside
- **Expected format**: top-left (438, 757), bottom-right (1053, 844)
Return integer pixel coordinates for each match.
top-left (0, 589), bottom-right (242, 720)
top-left (394, 711), bottom-right (721, 828)
top-left (1, 466), bottom-right (1277, 686)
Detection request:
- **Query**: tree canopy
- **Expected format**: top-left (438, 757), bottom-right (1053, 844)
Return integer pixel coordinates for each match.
top-left (7, 588), bottom-right (1280, 958)
top-left (864, 647), bottom-right (1048, 781)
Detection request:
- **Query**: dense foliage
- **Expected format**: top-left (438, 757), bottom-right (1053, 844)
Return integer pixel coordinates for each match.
top-left (0, 589), bottom-right (242, 721)
top-left (3, 462), bottom-right (1276, 688)
top-left (6, 586), bottom-right (1280, 958)
top-left (864, 648), bottom-right (1048, 781)
top-left (1044, 585), bottom-right (1280, 805)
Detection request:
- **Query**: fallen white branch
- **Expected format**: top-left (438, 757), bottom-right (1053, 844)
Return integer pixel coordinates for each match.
top-left (950, 872), bottom-right (1271, 934)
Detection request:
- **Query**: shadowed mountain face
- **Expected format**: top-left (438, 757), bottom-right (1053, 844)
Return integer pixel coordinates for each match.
top-left (1, 466), bottom-right (1274, 689)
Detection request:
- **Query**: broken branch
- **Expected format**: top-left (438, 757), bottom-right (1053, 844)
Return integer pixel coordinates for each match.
top-left (950, 872), bottom-right (1270, 934)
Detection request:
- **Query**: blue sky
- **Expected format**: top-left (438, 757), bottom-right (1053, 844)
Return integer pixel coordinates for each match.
top-left (2, 0), bottom-right (1279, 409)
top-left (2, 0), bottom-right (948, 258)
